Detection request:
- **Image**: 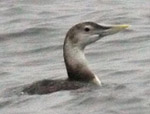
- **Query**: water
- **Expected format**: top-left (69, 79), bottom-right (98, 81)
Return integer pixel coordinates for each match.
top-left (0, 0), bottom-right (150, 114)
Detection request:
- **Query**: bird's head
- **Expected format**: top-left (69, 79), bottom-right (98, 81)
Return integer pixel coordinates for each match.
top-left (66, 22), bottom-right (129, 49)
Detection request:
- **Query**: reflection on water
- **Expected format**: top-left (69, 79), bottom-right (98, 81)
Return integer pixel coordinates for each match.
top-left (0, 0), bottom-right (150, 114)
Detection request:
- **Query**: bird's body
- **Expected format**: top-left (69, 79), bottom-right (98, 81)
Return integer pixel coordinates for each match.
top-left (23, 79), bottom-right (96, 95)
top-left (23, 22), bottom-right (128, 95)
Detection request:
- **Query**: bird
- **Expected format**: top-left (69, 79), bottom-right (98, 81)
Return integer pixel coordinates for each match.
top-left (23, 22), bottom-right (128, 95)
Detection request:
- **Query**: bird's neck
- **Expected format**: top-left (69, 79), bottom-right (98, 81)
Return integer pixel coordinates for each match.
top-left (63, 39), bottom-right (101, 86)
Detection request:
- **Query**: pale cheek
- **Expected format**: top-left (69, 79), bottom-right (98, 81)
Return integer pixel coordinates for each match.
top-left (75, 34), bottom-right (100, 46)
top-left (85, 35), bottom-right (100, 44)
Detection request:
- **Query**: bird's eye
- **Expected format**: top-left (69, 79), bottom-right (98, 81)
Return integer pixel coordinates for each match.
top-left (84, 27), bottom-right (90, 32)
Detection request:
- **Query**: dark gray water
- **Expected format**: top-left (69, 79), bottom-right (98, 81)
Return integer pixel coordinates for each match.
top-left (0, 0), bottom-right (150, 114)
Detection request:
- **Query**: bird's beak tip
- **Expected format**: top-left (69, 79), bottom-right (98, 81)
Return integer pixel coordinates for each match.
top-left (115, 24), bottom-right (130, 29)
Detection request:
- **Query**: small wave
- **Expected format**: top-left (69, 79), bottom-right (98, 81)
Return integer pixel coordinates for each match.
top-left (1, 27), bottom-right (54, 37)
top-left (0, 27), bottom-right (56, 43)
top-left (110, 69), bottom-right (140, 76)
top-left (7, 44), bottom-right (62, 57)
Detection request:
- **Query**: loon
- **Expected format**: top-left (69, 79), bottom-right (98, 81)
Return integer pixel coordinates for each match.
top-left (23, 22), bottom-right (128, 95)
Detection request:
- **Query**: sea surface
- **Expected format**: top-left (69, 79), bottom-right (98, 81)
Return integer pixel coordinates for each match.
top-left (0, 0), bottom-right (150, 114)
